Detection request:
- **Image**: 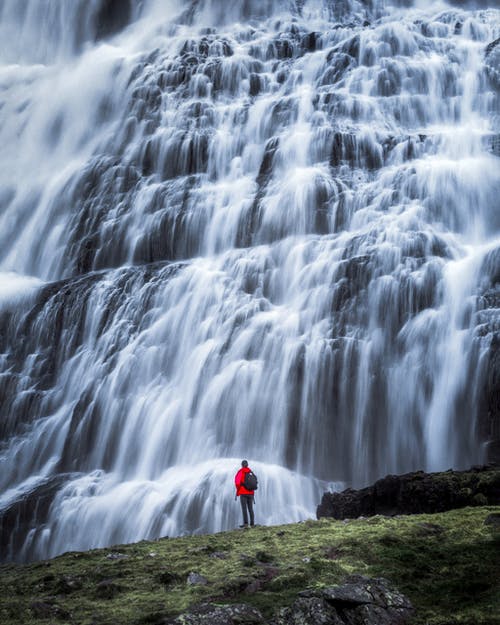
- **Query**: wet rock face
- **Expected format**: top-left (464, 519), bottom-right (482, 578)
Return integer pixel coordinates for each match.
top-left (317, 465), bottom-right (500, 520)
top-left (0, 474), bottom-right (75, 560)
top-left (480, 335), bottom-right (500, 465)
top-left (94, 0), bottom-right (132, 42)
top-left (485, 35), bottom-right (500, 93)
top-left (271, 576), bottom-right (413, 625)
top-left (476, 248), bottom-right (500, 465)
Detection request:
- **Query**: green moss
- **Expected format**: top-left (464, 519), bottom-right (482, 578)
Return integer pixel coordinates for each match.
top-left (473, 493), bottom-right (488, 506)
top-left (0, 507), bottom-right (499, 625)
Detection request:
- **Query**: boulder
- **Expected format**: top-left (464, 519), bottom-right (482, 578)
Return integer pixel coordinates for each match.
top-left (54, 575), bottom-right (83, 594)
top-left (271, 576), bottom-right (413, 625)
top-left (105, 551), bottom-right (128, 560)
top-left (186, 572), bottom-right (208, 585)
top-left (484, 513), bottom-right (500, 527)
top-left (30, 599), bottom-right (71, 620)
top-left (165, 603), bottom-right (264, 624)
top-left (95, 579), bottom-right (121, 599)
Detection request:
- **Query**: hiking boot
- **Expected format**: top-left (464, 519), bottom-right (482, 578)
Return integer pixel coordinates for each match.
top-left (239, 524), bottom-right (249, 528)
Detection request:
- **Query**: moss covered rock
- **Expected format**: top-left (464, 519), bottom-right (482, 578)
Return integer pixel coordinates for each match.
top-left (317, 465), bottom-right (500, 519)
top-left (272, 576), bottom-right (413, 625)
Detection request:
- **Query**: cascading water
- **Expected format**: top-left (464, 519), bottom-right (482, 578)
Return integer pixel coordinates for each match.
top-left (0, 0), bottom-right (499, 562)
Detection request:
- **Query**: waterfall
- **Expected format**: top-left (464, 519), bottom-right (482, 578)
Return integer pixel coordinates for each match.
top-left (0, 0), bottom-right (499, 562)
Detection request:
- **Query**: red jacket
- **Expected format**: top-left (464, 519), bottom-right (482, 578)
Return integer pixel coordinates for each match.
top-left (235, 467), bottom-right (254, 496)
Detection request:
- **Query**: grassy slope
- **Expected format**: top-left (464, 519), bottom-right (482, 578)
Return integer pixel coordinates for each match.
top-left (0, 506), bottom-right (499, 625)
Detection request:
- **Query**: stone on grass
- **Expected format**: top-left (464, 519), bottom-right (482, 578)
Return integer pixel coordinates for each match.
top-left (187, 571), bottom-right (208, 585)
top-left (484, 513), bottom-right (500, 526)
top-left (105, 551), bottom-right (128, 559)
top-left (95, 579), bottom-right (121, 599)
top-left (30, 599), bottom-right (70, 620)
top-left (271, 576), bottom-right (413, 625)
top-left (165, 602), bottom-right (264, 624)
top-left (55, 574), bottom-right (83, 594)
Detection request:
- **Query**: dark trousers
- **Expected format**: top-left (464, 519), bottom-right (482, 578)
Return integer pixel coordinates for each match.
top-left (240, 494), bottom-right (254, 526)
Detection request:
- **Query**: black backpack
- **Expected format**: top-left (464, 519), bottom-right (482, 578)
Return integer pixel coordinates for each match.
top-left (243, 471), bottom-right (258, 491)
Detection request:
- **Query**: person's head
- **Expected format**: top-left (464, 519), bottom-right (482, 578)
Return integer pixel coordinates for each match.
top-left (241, 460), bottom-right (248, 468)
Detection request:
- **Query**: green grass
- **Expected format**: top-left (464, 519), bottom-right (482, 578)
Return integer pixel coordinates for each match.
top-left (1, 507), bottom-right (499, 625)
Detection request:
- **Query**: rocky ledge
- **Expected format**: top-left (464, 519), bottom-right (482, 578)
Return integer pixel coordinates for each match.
top-left (164, 576), bottom-right (413, 625)
top-left (317, 464), bottom-right (500, 520)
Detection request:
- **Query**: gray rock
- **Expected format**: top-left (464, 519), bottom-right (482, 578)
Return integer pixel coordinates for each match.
top-left (273, 596), bottom-right (343, 625)
top-left (484, 513), bottom-right (500, 526)
top-left (95, 579), bottom-right (121, 599)
top-left (272, 576), bottom-right (413, 625)
top-left (30, 599), bottom-right (70, 620)
top-left (55, 574), bottom-right (83, 594)
top-left (186, 572), bottom-right (208, 585)
top-left (244, 579), bottom-right (264, 594)
top-left (209, 550), bottom-right (228, 559)
top-left (165, 603), bottom-right (264, 624)
top-left (105, 551), bottom-right (128, 559)
top-left (320, 583), bottom-right (373, 604)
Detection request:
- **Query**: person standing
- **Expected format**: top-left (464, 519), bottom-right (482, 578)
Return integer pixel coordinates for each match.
top-left (234, 460), bottom-right (256, 527)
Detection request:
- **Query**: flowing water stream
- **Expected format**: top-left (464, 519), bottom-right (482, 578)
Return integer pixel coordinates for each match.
top-left (0, 0), bottom-right (499, 561)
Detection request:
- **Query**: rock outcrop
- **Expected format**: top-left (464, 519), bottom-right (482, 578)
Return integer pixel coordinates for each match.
top-left (273, 576), bottom-right (413, 625)
top-left (162, 577), bottom-right (412, 625)
top-left (164, 603), bottom-right (265, 624)
top-left (317, 465), bottom-right (500, 520)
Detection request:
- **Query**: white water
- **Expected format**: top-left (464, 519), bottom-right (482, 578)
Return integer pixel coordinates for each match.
top-left (0, 0), bottom-right (499, 561)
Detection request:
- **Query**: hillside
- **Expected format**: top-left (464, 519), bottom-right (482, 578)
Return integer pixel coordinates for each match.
top-left (1, 507), bottom-right (499, 625)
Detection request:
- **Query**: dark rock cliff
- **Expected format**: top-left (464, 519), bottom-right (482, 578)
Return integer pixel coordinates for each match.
top-left (317, 465), bottom-right (500, 519)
